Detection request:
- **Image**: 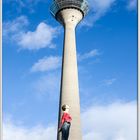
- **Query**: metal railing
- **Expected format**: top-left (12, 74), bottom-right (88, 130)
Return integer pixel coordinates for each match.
top-left (50, 0), bottom-right (89, 17)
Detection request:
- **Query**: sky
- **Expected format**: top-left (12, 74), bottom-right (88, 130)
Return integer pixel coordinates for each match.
top-left (2, 0), bottom-right (138, 140)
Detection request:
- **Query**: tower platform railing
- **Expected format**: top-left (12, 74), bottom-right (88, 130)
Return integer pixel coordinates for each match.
top-left (50, 0), bottom-right (89, 17)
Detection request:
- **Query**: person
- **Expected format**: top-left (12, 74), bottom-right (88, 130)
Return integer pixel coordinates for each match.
top-left (58, 104), bottom-right (72, 140)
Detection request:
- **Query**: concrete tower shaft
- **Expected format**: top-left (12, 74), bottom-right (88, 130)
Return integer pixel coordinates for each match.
top-left (58, 8), bottom-right (83, 140)
top-left (50, 1), bottom-right (89, 140)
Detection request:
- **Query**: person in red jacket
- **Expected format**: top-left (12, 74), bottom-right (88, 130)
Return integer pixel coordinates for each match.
top-left (59, 104), bottom-right (72, 140)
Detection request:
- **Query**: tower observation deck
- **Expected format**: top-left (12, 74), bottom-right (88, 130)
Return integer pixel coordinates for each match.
top-left (50, 0), bottom-right (89, 140)
top-left (50, 0), bottom-right (88, 18)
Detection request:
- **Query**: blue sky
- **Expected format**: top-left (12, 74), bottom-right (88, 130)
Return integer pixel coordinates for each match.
top-left (2, 0), bottom-right (137, 140)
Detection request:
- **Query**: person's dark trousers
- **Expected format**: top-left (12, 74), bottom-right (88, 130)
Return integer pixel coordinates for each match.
top-left (61, 122), bottom-right (71, 140)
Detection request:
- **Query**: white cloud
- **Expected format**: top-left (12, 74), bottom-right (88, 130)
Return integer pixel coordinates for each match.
top-left (101, 78), bottom-right (117, 86)
top-left (78, 49), bottom-right (101, 61)
top-left (3, 101), bottom-right (137, 140)
top-left (18, 22), bottom-right (59, 50)
top-left (81, 0), bottom-right (116, 27)
top-left (3, 0), bottom-right (48, 13)
top-left (31, 72), bottom-right (60, 96)
top-left (30, 56), bottom-right (61, 97)
top-left (3, 16), bottom-right (29, 38)
top-left (3, 121), bottom-right (56, 140)
top-left (82, 101), bottom-right (137, 140)
top-left (3, 16), bottom-right (59, 50)
top-left (127, 0), bottom-right (137, 11)
top-left (31, 56), bottom-right (61, 72)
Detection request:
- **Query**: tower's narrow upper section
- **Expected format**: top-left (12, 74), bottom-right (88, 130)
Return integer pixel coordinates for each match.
top-left (50, 0), bottom-right (89, 19)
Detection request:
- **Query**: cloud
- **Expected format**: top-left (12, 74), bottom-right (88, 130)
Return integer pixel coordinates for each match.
top-left (3, 16), bottom-right (29, 38)
top-left (78, 49), bottom-right (101, 61)
top-left (30, 56), bottom-right (62, 97)
top-left (18, 22), bottom-right (59, 50)
top-left (3, 16), bottom-right (59, 50)
top-left (3, 101), bottom-right (137, 140)
top-left (82, 101), bottom-right (137, 140)
top-left (30, 56), bottom-right (61, 72)
top-left (3, 121), bottom-right (56, 140)
top-left (127, 0), bottom-right (137, 11)
top-left (101, 78), bottom-right (117, 86)
top-left (31, 72), bottom-right (60, 96)
top-left (3, 0), bottom-right (48, 13)
top-left (81, 0), bottom-right (116, 27)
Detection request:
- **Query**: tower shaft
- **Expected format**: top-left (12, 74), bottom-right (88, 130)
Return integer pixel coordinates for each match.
top-left (58, 9), bottom-right (83, 140)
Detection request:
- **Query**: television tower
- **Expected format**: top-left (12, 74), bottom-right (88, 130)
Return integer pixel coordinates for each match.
top-left (50, 0), bottom-right (89, 139)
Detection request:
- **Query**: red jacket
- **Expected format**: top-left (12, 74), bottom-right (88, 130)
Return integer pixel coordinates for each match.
top-left (60, 112), bottom-right (72, 128)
